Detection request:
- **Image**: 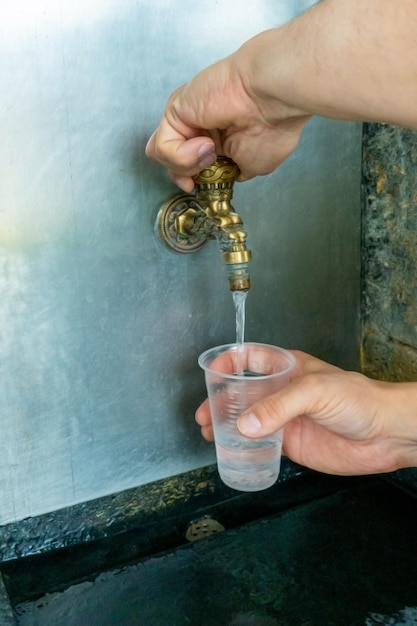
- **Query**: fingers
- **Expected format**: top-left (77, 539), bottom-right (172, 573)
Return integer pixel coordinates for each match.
top-left (201, 424), bottom-right (214, 442)
top-left (167, 173), bottom-right (195, 193)
top-left (147, 136), bottom-right (217, 192)
top-left (195, 350), bottom-right (341, 443)
top-left (222, 116), bottom-right (310, 182)
top-left (146, 129), bottom-right (217, 190)
top-left (236, 373), bottom-right (330, 437)
top-left (146, 94), bottom-right (310, 188)
top-left (195, 398), bottom-right (211, 426)
top-left (195, 398), bottom-right (214, 442)
top-left (289, 350), bottom-right (342, 380)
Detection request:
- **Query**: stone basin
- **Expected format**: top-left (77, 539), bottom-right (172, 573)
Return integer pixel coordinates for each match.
top-left (1, 463), bottom-right (417, 625)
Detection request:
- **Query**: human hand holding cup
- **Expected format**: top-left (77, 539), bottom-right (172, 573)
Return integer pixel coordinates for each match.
top-left (198, 342), bottom-right (295, 491)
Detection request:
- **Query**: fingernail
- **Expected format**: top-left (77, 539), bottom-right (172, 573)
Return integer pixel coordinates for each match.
top-left (198, 144), bottom-right (216, 168)
top-left (238, 413), bottom-right (262, 435)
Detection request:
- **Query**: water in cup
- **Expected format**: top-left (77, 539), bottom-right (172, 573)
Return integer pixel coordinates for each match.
top-left (215, 435), bottom-right (282, 491)
top-left (209, 368), bottom-right (284, 491)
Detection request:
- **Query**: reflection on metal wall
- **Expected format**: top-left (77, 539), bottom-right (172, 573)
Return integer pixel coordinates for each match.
top-left (0, 0), bottom-right (361, 523)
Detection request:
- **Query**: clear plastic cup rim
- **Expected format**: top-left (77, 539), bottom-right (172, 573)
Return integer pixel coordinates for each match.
top-left (198, 342), bottom-right (296, 380)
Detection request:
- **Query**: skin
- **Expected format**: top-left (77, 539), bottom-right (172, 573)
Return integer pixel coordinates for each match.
top-left (146, 0), bottom-right (417, 190)
top-left (146, 0), bottom-right (417, 474)
top-left (196, 352), bottom-right (417, 475)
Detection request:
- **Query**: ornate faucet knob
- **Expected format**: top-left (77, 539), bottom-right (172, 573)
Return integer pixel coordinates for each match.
top-left (193, 157), bottom-right (239, 198)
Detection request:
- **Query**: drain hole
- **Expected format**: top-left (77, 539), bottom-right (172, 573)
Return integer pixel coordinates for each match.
top-left (185, 516), bottom-right (225, 542)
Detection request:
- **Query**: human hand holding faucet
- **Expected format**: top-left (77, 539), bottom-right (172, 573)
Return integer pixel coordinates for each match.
top-left (146, 0), bottom-right (417, 474)
top-left (146, 1), bottom-right (417, 190)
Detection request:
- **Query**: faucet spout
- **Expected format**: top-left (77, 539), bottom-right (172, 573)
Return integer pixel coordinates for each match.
top-left (156, 157), bottom-right (252, 291)
top-left (193, 157), bottom-right (252, 291)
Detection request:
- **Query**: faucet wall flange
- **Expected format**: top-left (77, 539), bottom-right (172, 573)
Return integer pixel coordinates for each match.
top-left (156, 194), bottom-right (208, 254)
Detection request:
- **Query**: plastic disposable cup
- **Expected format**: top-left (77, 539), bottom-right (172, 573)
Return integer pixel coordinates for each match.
top-left (198, 342), bottom-right (295, 492)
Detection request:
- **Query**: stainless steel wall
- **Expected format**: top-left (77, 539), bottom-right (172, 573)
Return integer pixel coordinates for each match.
top-left (0, 0), bottom-right (361, 523)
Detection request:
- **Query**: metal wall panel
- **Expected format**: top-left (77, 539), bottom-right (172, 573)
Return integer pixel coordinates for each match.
top-left (0, 0), bottom-right (361, 523)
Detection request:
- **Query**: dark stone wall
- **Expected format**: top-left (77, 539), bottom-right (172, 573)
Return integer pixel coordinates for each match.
top-left (362, 123), bottom-right (417, 381)
top-left (361, 124), bottom-right (417, 489)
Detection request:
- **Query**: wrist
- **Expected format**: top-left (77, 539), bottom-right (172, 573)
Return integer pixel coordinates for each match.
top-left (235, 0), bottom-right (417, 130)
top-left (234, 29), bottom-right (310, 123)
top-left (381, 382), bottom-right (417, 470)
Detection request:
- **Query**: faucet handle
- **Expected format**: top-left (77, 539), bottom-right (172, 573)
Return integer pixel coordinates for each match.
top-left (193, 157), bottom-right (240, 200)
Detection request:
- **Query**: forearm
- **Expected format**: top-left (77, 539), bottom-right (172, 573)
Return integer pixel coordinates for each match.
top-left (234, 0), bottom-right (417, 128)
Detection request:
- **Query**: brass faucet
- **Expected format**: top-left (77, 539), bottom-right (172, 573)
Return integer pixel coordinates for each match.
top-left (156, 157), bottom-right (252, 291)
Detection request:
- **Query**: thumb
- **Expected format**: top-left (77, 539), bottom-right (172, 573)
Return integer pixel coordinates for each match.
top-left (237, 375), bottom-right (320, 437)
top-left (145, 123), bottom-right (217, 171)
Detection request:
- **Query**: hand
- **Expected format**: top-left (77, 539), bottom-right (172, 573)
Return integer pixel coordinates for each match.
top-left (146, 0), bottom-right (417, 192)
top-left (145, 55), bottom-right (310, 192)
top-left (196, 350), bottom-right (417, 476)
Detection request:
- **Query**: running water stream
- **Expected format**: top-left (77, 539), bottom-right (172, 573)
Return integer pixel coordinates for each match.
top-left (232, 290), bottom-right (247, 375)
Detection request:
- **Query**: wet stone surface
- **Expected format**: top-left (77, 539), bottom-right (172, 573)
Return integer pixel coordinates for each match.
top-left (13, 480), bottom-right (417, 626)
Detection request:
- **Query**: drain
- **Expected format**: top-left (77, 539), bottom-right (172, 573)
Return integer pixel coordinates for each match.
top-left (185, 516), bottom-right (225, 542)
